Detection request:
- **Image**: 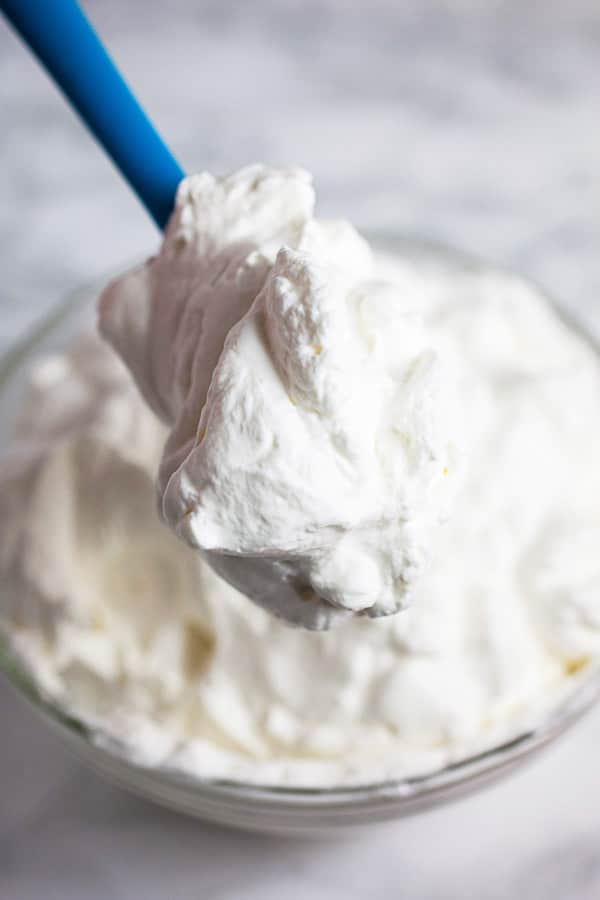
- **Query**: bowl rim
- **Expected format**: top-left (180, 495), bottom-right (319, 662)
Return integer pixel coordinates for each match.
top-left (2, 232), bottom-right (600, 816)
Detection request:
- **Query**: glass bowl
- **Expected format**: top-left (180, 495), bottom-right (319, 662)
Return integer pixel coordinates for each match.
top-left (2, 235), bottom-right (600, 835)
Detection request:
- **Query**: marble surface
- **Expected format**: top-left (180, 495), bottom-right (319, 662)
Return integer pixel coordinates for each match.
top-left (1, 0), bottom-right (600, 896)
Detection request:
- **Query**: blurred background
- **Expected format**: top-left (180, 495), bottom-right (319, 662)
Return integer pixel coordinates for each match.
top-left (1, 2), bottom-right (600, 899)
top-left (1, 0), bottom-right (599, 350)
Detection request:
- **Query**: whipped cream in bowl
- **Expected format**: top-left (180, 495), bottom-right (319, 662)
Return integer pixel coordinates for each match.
top-left (2, 173), bottom-right (600, 831)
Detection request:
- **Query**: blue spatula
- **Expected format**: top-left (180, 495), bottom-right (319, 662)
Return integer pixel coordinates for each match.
top-left (2, 0), bottom-right (185, 229)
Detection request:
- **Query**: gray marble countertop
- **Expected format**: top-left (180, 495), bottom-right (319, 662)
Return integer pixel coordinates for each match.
top-left (1, 1), bottom-right (600, 897)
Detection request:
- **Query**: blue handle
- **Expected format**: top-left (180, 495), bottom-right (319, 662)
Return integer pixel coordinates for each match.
top-left (2, 0), bottom-right (184, 229)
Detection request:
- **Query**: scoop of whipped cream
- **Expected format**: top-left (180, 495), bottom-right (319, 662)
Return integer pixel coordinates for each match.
top-left (99, 166), bottom-right (462, 627)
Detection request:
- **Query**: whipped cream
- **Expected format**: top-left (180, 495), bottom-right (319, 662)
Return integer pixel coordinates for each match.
top-left (99, 167), bottom-right (461, 627)
top-left (2, 243), bottom-right (600, 787)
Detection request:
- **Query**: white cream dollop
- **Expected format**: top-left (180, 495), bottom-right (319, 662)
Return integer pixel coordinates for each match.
top-left (99, 166), bottom-right (461, 627)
